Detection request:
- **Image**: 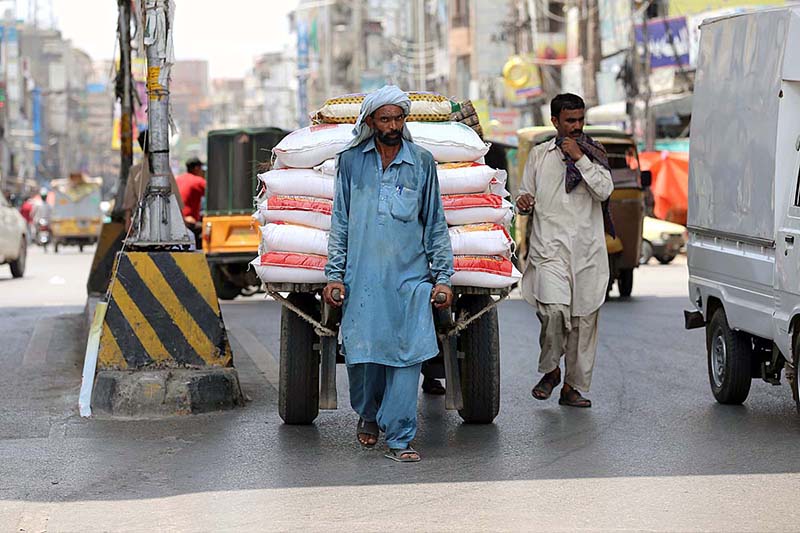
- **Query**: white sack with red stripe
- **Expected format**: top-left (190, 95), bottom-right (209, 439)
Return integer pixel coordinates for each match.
top-left (258, 168), bottom-right (334, 200)
top-left (449, 223), bottom-right (513, 258)
top-left (250, 251), bottom-right (328, 284)
top-left (406, 121), bottom-right (490, 163)
top-left (260, 223), bottom-right (329, 256)
top-left (441, 193), bottom-right (513, 227)
top-left (451, 255), bottom-right (522, 288)
top-left (273, 124), bottom-right (354, 168)
top-left (256, 195), bottom-right (332, 230)
top-left (436, 162), bottom-right (508, 196)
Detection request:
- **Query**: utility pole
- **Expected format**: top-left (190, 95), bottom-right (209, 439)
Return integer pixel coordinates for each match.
top-left (416, 0), bottom-right (425, 90)
top-left (130, 0), bottom-right (190, 247)
top-left (582, 0), bottom-right (601, 106)
top-left (112, 0), bottom-right (133, 223)
top-left (642, 15), bottom-right (655, 150)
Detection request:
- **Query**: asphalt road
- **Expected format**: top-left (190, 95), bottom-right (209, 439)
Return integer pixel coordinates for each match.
top-left (1, 245), bottom-right (799, 532)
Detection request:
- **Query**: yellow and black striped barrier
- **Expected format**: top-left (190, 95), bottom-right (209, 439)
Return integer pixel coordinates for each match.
top-left (86, 222), bottom-right (126, 295)
top-left (97, 251), bottom-right (233, 370)
top-left (88, 248), bottom-right (242, 416)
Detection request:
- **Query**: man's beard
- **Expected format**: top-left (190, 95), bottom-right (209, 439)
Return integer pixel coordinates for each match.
top-left (377, 130), bottom-right (403, 146)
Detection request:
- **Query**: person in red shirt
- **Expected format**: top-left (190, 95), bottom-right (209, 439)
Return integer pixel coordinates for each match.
top-left (175, 156), bottom-right (206, 248)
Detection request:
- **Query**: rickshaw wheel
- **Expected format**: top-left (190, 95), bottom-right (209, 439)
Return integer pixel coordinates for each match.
top-left (279, 292), bottom-right (320, 425)
top-left (456, 294), bottom-right (500, 424)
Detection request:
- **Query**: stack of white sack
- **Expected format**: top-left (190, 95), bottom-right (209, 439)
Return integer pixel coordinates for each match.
top-left (312, 120), bottom-right (520, 289)
top-left (420, 124), bottom-right (520, 289)
top-left (251, 124), bottom-right (355, 285)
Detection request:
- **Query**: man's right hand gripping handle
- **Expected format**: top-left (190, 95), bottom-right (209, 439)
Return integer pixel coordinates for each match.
top-left (323, 282), bottom-right (345, 308)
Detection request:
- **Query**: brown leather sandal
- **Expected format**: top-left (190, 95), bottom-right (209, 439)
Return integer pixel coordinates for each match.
top-left (558, 387), bottom-right (592, 408)
top-left (531, 368), bottom-right (561, 400)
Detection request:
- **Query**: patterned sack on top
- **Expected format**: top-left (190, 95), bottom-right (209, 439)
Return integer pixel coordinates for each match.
top-left (313, 92), bottom-right (460, 124)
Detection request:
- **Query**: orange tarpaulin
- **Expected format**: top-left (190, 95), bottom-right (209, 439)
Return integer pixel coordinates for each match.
top-left (639, 151), bottom-right (689, 225)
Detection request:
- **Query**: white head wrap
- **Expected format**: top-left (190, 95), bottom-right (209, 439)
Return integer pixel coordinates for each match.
top-left (344, 85), bottom-right (413, 150)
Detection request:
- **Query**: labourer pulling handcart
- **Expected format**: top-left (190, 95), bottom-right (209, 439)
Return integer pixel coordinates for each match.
top-left (251, 86), bottom-right (520, 462)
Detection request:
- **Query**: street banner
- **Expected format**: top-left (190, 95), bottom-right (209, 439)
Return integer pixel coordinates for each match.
top-left (635, 17), bottom-right (691, 69)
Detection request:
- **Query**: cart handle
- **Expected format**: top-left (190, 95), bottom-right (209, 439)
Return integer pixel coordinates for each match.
top-left (331, 288), bottom-right (343, 303)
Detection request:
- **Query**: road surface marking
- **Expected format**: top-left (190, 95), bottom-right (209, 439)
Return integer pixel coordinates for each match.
top-left (227, 325), bottom-right (279, 390)
top-left (22, 318), bottom-right (55, 370)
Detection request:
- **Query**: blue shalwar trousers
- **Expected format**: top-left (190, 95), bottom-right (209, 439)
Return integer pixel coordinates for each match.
top-left (347, 362), bottom-right (423, 449)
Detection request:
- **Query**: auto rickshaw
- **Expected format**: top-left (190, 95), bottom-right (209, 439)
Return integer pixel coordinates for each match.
top-left (512, 126), bottom-right (651, 297)
top-left (49, 176), bottom-right (103, 253)
top-left (204, 127), bottom-right (290, 299)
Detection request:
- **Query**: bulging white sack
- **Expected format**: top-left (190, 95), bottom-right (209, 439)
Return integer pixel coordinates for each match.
top-left (261, 222), bottom-right (329, 256)
top-left (450, 255), bottom-right (522, 289)
top-left (449, 223), bottom-right (513, 257)
top-left (442, 193), bottom-right (513, 227)
top-left (273, 124), bottom-right (354, 168)
top-left (256, 196), bottom-right (332, 230)
top-left (258, 168), bottom-right (335, 200)
top-left (315, 158), bottom-right (337, 177)
top-left (407, 122), bottom-right (490, 163)
top-left (437, 162), bottom-right (508, 195)
top-left (251, 252), bottom-right (328, 284)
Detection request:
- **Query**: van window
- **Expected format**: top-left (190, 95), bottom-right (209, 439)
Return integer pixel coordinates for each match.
top-left (795, 163), bottom-right (800, 207)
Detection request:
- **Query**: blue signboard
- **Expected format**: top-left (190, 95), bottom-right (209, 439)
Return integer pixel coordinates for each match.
top-left (635, 17), bottom-right (691, 69)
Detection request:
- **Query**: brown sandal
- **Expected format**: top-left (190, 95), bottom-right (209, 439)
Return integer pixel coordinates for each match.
top-left (532, 368), bottom-right (561, 400)
top-left (558, 387), bottom-right (592, 408)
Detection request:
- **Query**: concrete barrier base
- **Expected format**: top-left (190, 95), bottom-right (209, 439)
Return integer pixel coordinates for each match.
top-left (91, 368), bottom-right (243, 418)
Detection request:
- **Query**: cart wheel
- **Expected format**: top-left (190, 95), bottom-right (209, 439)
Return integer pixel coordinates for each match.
top-left (210, 264), bottom-right (240, 300)
top-left (618, 268), bottom-right (633, 297)
top-left (279, 292), bottom-right (320, 425)
top-left (456, 294), bottom-right (500, 424)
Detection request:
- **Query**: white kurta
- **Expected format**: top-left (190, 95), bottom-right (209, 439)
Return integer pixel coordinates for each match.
top-left (519, 139), bottom-right (614, 317)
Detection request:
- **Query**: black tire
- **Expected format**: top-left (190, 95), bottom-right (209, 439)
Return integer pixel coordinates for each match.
top-left (792, 333), bottom-right (800, 414)
top-left (706, 306), bottom-right (752, 404)
top-left (279, 292), bottom-right (320, 425)
top-left (210, 265), bottom-right (240, 300)
top-left (657, 254), bottom-right (675, 265)
top-left (79, 244), bottom-right (84, 253)
top-left (618, 268), bottom-right (634, 297)
top-left (9, 238), bottom-right (26, 278)
top-left (639, 240), bottom-right (654, 265)
top-left (456, 294), bottom-right (500, 424)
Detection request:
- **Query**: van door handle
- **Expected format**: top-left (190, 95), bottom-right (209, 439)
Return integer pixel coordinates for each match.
top-left (786, 235), bottom-right (795, 244)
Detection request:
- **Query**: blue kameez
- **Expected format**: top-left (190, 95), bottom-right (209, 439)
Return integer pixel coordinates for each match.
top-left (325, 137), bottom-right (454, 367)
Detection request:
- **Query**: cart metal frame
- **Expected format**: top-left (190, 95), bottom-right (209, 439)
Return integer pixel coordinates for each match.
top-left (266, 283), bottom-right (510, 424)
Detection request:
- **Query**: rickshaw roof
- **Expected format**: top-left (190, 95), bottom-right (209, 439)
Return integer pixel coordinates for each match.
top-left (208, 126), bottom-right (289, 139)
top-left (517, 126), bottom-right (635, 146)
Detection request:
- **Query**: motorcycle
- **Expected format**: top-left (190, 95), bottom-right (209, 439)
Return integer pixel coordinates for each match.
top-left (35, 218), bottom-right (51, 251)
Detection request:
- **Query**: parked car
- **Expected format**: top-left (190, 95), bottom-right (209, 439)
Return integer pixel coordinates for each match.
top-left (684, 7), bottom-right (800, 410)
top-left (0, 193), bottom-right (27, 278)
top-left (640, 216), bottom-right (687, 265)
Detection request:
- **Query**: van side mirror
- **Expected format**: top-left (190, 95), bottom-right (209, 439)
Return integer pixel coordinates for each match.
top-left (640, 170), bottom-right (652, 188)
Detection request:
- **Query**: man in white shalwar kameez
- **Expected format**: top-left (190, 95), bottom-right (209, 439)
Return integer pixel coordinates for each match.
top-left (516, 93), bottom-right (614, 408)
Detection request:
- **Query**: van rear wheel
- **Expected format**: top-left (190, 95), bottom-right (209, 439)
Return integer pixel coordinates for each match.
top-left (792, 333), bottom-right (800, 414)
top-left (706, 306), bottom-right (752, 404)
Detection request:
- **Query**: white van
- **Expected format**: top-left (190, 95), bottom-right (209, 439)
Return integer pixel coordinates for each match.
top-left (685, 7), bottom-right (800, 411)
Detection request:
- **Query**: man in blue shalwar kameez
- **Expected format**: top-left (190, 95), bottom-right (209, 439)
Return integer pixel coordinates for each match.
top-left (323, 86), bottom-right (454, 463)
